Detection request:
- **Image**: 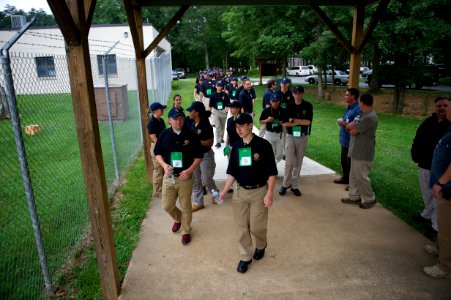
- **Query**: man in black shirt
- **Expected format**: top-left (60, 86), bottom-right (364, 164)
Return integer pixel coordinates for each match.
top-left (218, 113), bottom-right (277, 273)
top-left (259, 93), bottom-right (285, 162)
top-left (238, 79), bottom-right (254, 115)
top-left (280, 85), bottom-right (313, 197)
top-left (147, 102), bottom-right (167, 198)
top-left (154, 110), bottom-right (203, 246)
top-left (209, 82), bottom-right (231, 148)
top-left (275, 77), bottom-right (293, 109)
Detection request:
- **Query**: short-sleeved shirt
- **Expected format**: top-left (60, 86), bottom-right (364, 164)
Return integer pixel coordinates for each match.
top-left (259, 107), bottom-right (285, 133)
top-left (262, 89), bottom-right (274, 109)
top-left (238, 89), bottom-right (254, 114)
top-left (154, 127), bottom-right (203, 175)
top-left (185, 118), bottom-right (214, 153)
top-left (146, 115), bottom-right (166, 139)
top-left (236, 85), bottom-right (256, 100)
top-left (284, 100), bottom-right (313, 135)
top-left (209, 91), bottom-right (230, 110)
top-left (429, 127), bottom-right (451, 189)
top-left (227, 85), bottom-right (239, 100)
top-left (227, 135), bottom-right (278, 186)
top-left (194, 82), bottom-right (202, 95)
top-left (340, 102), bottom-right (361, 148)
top-left (226, 115), bottom-right (241, 146)
top-left (201, 81), bottom-right (215, 98)
top-left (348, 109), bottom-right (378, 161)
top-left (275, 89), bottom-right (293, 109)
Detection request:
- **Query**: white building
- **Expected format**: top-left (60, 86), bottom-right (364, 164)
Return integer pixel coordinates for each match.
top-left (0, 24), bottom-right (172, 100)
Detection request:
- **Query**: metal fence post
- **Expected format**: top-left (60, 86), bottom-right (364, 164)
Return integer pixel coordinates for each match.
top-left (0, 17), bottom-right (53, 296)
top-left (103, 41), bottom-right (120, 181)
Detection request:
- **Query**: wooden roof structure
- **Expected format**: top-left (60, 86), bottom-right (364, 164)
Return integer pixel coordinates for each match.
top-left (45, 0), bottom-right (389, 298)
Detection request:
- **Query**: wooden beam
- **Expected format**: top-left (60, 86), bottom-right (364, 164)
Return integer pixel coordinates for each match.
top-left (357, 0), bottom-right (390, 53)
top-left (85, 0), bottom-right (97, 30)
top-left (143, 5), bottom-right (190, 58)
top-left (348, 3), bottom-right (365, 88)
top-left (124, 1), bottom-right (153, 182)
top-left (47, 0), bottom-right (80, 45)
top-left (51, 0), bottom-right (120, 298)
top-left (124, 0), bottom-right (145, 59)
top-left (309, 5), bottom-right (353, 54)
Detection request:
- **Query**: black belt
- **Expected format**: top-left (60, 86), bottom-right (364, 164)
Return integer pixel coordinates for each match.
top-left (240, 182), bottom-right (267, 190)
top-left (173, 173), bottom-right (181, 177)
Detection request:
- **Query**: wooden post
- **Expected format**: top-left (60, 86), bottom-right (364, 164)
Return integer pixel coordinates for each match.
top-left (47, 1), bottom-right (120, 298)
top-left (348, 4), bottom-right (364, 88)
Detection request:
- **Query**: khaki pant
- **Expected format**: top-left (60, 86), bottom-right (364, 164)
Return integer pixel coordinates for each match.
top-left (162, 175), bottom-right (193, 235)
top-left (233, 185), bottom-right (268, 261)
top-left (150, 143), bottom-right (164, 197)
top-left (212, 109), bottom-right (227, 143)
top-left (283, 134), bottom-right (309, 189)
top-left (348, 159), bottom-right (376, 204)
top-left (437, 196), bottom-right (451, 272)
top-left (418, 167), bottom-right (437, 231)
top-left (264, 131), bottom-right (284, 163)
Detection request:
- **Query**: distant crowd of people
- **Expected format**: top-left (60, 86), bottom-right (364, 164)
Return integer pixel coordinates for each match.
top-left (147, 70), bottom-right (450, 277)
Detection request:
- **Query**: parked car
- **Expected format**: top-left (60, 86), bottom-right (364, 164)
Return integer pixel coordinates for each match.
top-left (360, 66), bottom-right (370, 74)
top-left (175, 68), bottom-right (186, 79)
top-left (304, 70), bottom-right (349, 86)
top-left (366, 65), bottom-right (439, 89)
top-left (361, 69), bottom-right (372, 78)
top-left (172, 70), bottom-right (179, 80)
top-left (307, 65), bottom-right (317, 74)
top-left (287, 66), bottom-right (310, 76)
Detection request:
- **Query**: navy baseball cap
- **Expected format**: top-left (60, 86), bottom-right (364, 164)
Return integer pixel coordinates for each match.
top-left (231, 77), bottom-right (238, 82)
top-left (281, 77), bottom-right (291, 84)
top-left (270, 93), bottom-right (281, 101)
top-left (240, 75), bottom-right (248, 81)
top-left (186, 101), bottom-right (206, 113)
top-left (216, 81), bottom-right (224, 87)
top-left (235, 113), bottom-right (253, 125)
top-left (293, 85), bottom-right (305, 93)
top-left (228, 101), bottom-right (243, 108)
top-left (168, 109), bottom-right (185, 119)
top-left (150, 102), bottom-right (167, 111)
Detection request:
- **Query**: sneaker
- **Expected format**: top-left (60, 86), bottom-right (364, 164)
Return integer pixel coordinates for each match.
top-left (237, 259), bottom-right (252, 273)
top-left (215, 143), bottom-right (221, 148)
top-left (359, 200), bottom-right (377, 209)
top-left (290, 188), bottom-right (301, 197)
top-left (279, 185), bottom-right (290, 196)
top-left (333, 177), bottom-right (349, 184)
top-left (413, 213), bottom-right (430, 223)
top-left (423, 264), bottom-right (451, 278)
top-left (341, 197), bottom-right (361, 205)
top-left (181, 234), bottom-right (191, 246)
top-left (425, 227), bottom-right (438, 240)
top-left (192, 204), bottom-right (205, 212)
top-left (172, 222), bottom-right (181, 233)
top-left (220, 139), bottom-right (224, 143)
top-left (424, 244), bottom-right (438, 256)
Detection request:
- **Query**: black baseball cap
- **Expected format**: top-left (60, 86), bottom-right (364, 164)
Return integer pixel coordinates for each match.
top-left (150, 102), bottom-right (167, 111)
top-left (186, 101), bottom-right (206, 113)
top-left (235, 113), bottom-right (253, 125)
top-left (168, 109), bottom-right (185, 119)
top-left (228, 101), bottom-right (243, 108)
top-left (293, 85), bottom-right (305, 93)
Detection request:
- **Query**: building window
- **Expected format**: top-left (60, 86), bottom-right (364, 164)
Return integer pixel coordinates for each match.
top-left (35, 56), bottom-right (56, 78)
top-left (97, 54), bottom-right (118, 76)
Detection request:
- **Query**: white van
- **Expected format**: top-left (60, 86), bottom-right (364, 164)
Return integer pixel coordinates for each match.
top-left (287, 66), bottom-right (310, 76)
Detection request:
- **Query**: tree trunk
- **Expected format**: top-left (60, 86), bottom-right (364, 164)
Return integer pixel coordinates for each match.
top-left (392, 84), bottom-right (406, 114)
top-left (392, 51), bottom-right (409, 115)
top-left (204, 43), bottom-right (209, 69)
top-left (317, 66), bottom-right (325, 101)
top-left (368, 44), bottom-right (381, 94)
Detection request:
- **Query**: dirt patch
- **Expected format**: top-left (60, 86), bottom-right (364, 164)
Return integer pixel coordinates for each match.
top-left (304, 86), bottom-right (444, 119)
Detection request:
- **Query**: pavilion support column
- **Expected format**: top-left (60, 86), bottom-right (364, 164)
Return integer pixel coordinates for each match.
top-left (136, 57), bottom-right (153, 182)
top-left (65, 39), bottom-right (120, 300)
top-left (348, 4), bottom-right (364, 88)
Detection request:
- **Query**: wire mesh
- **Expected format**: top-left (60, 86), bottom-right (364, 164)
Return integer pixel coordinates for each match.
top-left (0, 47), bottom-right (169, 298)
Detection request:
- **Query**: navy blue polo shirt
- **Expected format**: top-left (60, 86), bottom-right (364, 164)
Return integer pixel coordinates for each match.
top-left (227, 135), bottom-right (278, 186)
top-left (209, 91), bottom-right (230, 110)
top-left (185, 118), bottom-right (214, 153)
top-left (284, 100), bottom-right (313, 135)
top-left (262, 89), bottom-right (274, 109)
top-left (429, 127), bottom-right (451, 189)
top-left (275, 89), bottom-right (293, 109)
top-left (226, 115), bottom-right (240, 146)
top-left (227, 85), bottom-right (239, 100)
top-left (259, 107), bottom-right (286, 133)
top-left (201, 81), bottom-right (215, 97)
top-left (238, 89), bottom-right (254, 114)
top-left (154, 127), bottom-right (203, 175)
top-left (236, 85), bottom-right (256, 100)
top-left (146, 115), bottom-right (166, 138)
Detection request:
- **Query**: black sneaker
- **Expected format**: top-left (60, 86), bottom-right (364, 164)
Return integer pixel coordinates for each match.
top-left (215, 143), bottom-right (221, 148)
top-left (290, 188), bottom-right (301, 197)
top-left (359, 200), bottom-right (377, 209)
top-left (279, 185), bottom-right (290, 196)
top-left (220, 139), bottom-right (224, 143)
top-left (341, 198), bottom-right (361, 205)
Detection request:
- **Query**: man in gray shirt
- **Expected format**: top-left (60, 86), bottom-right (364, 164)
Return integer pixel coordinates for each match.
top-left (341, 93), bottom-right (378, 209)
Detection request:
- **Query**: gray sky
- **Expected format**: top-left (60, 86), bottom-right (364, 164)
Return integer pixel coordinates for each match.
top-left (0, 0), bottom-right (52, 14)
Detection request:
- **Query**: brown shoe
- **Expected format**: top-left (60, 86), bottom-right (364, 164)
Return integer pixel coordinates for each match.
top-left (172, 222), bottom-right (181, 233)
top-left (192, 204), bottom-right (205, 212)
top-left (341, 198), bottom-right (361, 205)
top-left (359, 200), bottom-right (377, 209)
top-left (181, 234), bottom-right (191, 246)
top-left (334, 178), bottom-right (349, 184)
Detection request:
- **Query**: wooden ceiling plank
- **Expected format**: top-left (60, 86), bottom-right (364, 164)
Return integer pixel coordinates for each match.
top-left (143, 5), bottom-right (190, 58)
top-left (309, 4), bottom-right (354, 54)
top-left (47, 0), bottom-right (81, 45)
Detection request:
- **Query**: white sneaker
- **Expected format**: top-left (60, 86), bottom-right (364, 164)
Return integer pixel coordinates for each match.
top-left (423, 264), bottom-right (451, 278)
top-left (424, 244), bottom-right (438, 256)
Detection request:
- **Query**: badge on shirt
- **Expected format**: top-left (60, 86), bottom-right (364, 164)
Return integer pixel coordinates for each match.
top-left (281, 103), bottom-right (287, 109)
top-left (272, 119), bottom-right (279, 129)
top-left (232, 91), bottom-right (236, 97)
top-left (292, 126), bottom-right (302, 138)
top-left (206, 88), bottom-right (212, 96)
top-left (239, 147), bottom-right (252, 166)
top-left (217, 101), bottom-right (223, 110)
top-left (171, 152), bottom-right (183, 168)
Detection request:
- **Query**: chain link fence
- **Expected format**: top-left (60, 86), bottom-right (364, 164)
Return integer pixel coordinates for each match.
top-left (0, 48), bottom-right (170, 299)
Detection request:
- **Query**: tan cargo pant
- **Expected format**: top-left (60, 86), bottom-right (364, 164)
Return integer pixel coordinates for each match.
top-left (150, 143), bottom-right (164, 197)
top-left (162, 175), bottom-right (193, 235)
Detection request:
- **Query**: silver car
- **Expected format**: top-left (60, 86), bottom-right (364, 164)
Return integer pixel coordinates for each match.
top-left (305, 70), bottom-right (349, 85)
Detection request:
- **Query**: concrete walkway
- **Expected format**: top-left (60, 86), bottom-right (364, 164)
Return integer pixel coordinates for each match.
top-left (119, 133), bottom-right (451, 299)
